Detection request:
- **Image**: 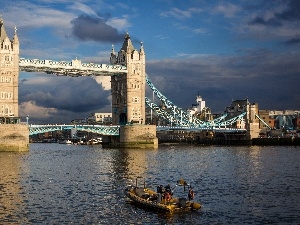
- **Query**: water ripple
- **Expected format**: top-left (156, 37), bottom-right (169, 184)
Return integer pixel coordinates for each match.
top-left (0, 144), bottom-right (299, 224)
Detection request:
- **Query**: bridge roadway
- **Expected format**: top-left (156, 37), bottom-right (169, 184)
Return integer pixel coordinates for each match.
top-left (29, 124), bottom-right (120, 136)
top-left (29, 124), bottom-right (246, 136)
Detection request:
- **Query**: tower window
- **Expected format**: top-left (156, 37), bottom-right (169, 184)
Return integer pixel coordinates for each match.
top-left (132, 97), bottom-right (139, 103)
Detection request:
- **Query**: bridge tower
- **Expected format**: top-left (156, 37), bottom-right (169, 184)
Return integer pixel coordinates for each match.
top-left (110, 33), bottom-right (146, 125)
top-left (0, 18), bottom-right (19, 119)
top-left (0, 18), bottom-right (29, 151)
top-left (109, 33), bottom-right (158, 148)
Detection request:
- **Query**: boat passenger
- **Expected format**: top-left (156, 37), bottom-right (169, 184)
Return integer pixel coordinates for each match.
top-left (165, 191), bottom-right (171, 203)
top-left (157, 185), bottom-right (163, 193)
top-left (188, 188), bottom-right (194, 201)
top-left (165, 184), bottom-right (172, 194)
top-left (157, 185), bottom-right (163, 202)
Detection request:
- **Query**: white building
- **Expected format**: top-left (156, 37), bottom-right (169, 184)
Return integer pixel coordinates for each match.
top-left (187, 95), bottom-right (206, 116)
top-left (88, 113), bottom-right (112, 125)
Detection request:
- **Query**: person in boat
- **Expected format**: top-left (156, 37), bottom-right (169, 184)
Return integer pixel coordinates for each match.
top-left (165, 184), bottom-right (172, 195)
top-left (156, 185), bottom-right (163, 202)
top-left (164, 190), bottom-right (171, 203)
top-left (188, 187), bottom-right (195, 201)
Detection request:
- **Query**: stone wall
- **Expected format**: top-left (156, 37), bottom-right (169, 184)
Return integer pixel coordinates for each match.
top-left (0, 124), bottom-right (29, 151)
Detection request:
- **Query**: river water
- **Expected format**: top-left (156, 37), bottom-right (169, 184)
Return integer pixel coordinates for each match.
top-left (0, 144), bottom-right (299, 224)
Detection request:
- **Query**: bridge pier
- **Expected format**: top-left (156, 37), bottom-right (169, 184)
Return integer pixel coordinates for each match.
top-left (104, 125), bottom-right (158, 148)
top-left (0, 124), bottom-right (29, 151)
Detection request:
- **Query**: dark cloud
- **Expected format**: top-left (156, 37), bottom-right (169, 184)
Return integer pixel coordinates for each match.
top-left (146, 49), bottom-right (300, 113)
top-left (275, 0), bottom-right (300, 21)
top-left (249, 16), bottom-right (282, 27)
top-left (19, 75), bottom-right (111, 123)
top-left (283, 37), bottom-right (300, 45)
top-left (249, 0), bottom-right (300, 26)
top-left (71, 14), bottom-right (124, 43)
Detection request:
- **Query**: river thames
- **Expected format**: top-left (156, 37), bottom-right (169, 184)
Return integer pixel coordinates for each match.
top-left (0, 144), bottom-right (299, 224)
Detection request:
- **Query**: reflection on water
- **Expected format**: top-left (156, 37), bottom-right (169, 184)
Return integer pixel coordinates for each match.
top-left (0, 144), bottom-right (299, 224)
top-left (0, 152), bottom-right (28, 223)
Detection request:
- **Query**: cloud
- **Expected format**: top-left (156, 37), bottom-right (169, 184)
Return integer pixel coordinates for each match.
top-left (69, 2), bottom-right (98, 17)
top-left (249, 17), bottom-right (282, 27)
top-left (274, 0), bottom-right (300, 22)
top-left (146, 49), bottom-right (300, 113)
top-left (106, 17), bottom-right (131, 31)
top-left (192, 28), bottom-right (207, 34)
top-left (231, 0), bottom-right (300, 44)
top-left (3, 2), bottom-right (74, 29)
top-left (93, 76), bottom-right (111, 90)
top-left (213, 2), bottom-right (241, 18)
top-left (19, 100), bottom-right (58, 122)
top-left (283, 37), bottom-right (300, 45)
top-left (19, 75), bottom-right (111, 123)
top-left (249, 0), bottom-right (300, 26)
top-left (71, 14), bottom-right (125, 42)
top-left (160, 7), bottom-right (202, 19)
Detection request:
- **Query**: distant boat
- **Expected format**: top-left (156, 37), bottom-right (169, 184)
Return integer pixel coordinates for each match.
top-left (59, 139), bottom-right (72, 144)
top-left (87, 137), bottom-right (102, 145)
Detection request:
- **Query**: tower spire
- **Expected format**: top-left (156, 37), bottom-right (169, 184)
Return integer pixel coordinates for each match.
top-left (111, 44), bottom-right (115, 54)
top-left (110, 44), bottom-right (117, 64)
top-left (140, 41), bottom-right (145, 54)
top-left (121, 32), bottom-right (134, 52)
top-left (0, 17), bottom-right (9, 40)
top-left (13, 26), bottom-right (19, 44)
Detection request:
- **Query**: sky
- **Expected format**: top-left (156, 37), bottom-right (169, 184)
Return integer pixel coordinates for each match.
top-left (1, 0), bottom-right (300, 124)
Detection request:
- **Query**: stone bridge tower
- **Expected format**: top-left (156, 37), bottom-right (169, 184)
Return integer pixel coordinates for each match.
top-left (109, 33), bottom-right (158, 148)
top-left (0, 18), bottom-right (19, 120)
top-left (110, 33), bottom-right (146, 125)
top-left (0, 18), bottom-right (29, 151)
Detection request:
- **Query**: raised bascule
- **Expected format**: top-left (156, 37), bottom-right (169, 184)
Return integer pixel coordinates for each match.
top-left (0, 18), bottom-right (254, 151)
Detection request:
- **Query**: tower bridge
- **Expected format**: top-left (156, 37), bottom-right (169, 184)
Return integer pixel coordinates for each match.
top-left (0, 18), bottom-right (251, 150)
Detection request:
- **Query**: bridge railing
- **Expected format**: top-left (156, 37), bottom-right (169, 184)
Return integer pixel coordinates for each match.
top-left (146, 77), bottom-right (247, 129)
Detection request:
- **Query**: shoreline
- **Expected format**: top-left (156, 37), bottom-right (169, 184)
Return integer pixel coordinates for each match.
top-left (158, 137), bottom-right (300, 146)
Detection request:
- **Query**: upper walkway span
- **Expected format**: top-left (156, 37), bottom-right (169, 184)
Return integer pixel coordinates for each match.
top-left (19, 58), bottom-right (127, 76)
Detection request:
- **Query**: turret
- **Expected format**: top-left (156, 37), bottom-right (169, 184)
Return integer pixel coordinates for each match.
top-left (13, 27), bottom-right (19, 53)
top-left (110, 44), bottom-right (116, 64)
